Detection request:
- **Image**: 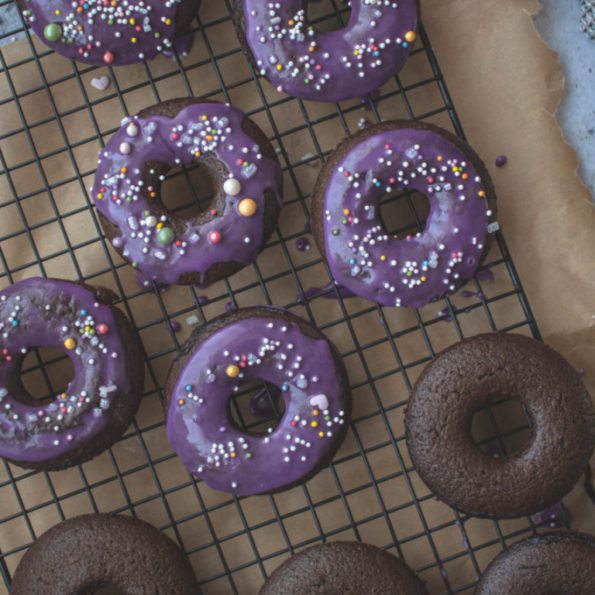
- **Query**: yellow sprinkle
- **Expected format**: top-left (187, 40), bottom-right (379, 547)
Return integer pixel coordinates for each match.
top-left (231, 452), bottom-right (236, 458)
top-left (405, 31), bottom-right (417, 43)
top-left (276, 64), bottom-right (283, 70)
top-left (452, 166), bottom-right (458, 172)
top-left (311, 421), bottom-right (318, 428)
top-left (165, 18), bottom-right (171, 25)
top-left (85, 326), bottom-right (90, 332)
top-left (64, 338), bottom-right (76, 350)
top-left (202, 115), bottom-right (208, 121)
top-left (55, 9), bottom-right (61, 15)
top-left (226, 365), bottom-right (240, 378)
top-left (194, 151), bottom-right (201, 157)
top-left (157, 223), bottom-right (164, 229)
top-left (131, 37), bottom-right (137, 43)
top-left (60, 393), bottom-right (67, 400)
top-left (129, 18), bottom-right (135, 25)
top-left (319, 431), bottom-right (324, 438)
top-left (421, 276), bottom-right (426, 282)
top-left (479, 191), bottom-right (485, 197)
top-left (97, 193), bottom-right (103, 200)
top-left (381, 255), bottom-right (386, 261)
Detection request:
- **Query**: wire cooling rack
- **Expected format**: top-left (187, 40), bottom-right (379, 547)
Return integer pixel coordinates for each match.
top-left (0, 1), bottom-right (592, 594)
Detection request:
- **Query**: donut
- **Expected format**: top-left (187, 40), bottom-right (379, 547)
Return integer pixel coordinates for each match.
top-left (233, 0), bottom-right (419, 103)
top-left (405, 333), bottom-right (595, 519)
top-left (92, 98), bottom-right (284, 287)
top-left (259, 541), bottom-right (429, 595)
top-left (0, 278), bottom-right (144, 471)
top-left (310, 121), bottom-right (498, 308)
top-left (476, 531), bottom-right (595, 594)
top-left (10, 513), bottom-right (200, 595)
top-left (19, 0), bottom-right (201, 66)
top-left (164, 306), bottom-right (351, 495)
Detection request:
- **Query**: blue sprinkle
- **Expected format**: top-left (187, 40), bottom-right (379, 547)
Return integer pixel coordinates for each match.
top-left (186, 385), bottom-right (192, 391)
top-left (423, 261), bottom-right (428, 267)
top-left (282, 384), bottom-right (288, 391)
top-left (375, 182), bottom-right (381, 187)
top-left (81, 310), bottom-right (87, 315)
top-left (402, 42), bottom-right (408, 48)
top-left (349, 259), bottom-right (356, 265)
top-left (374, 51), bottom-right (379, 56)
top-left (12, 320), bottom-right (18, 327)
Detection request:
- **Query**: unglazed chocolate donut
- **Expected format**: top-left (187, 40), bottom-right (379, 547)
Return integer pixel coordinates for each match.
top-left (233, 0), bottom-right (419, 102)
top-left (0, 278), bottom-right (144, 471)
top-left (19, 0), bottom-right (201, 66)
top-left (476, 532), bottom-right (595, 595)
top-left (10, 514), bottom-right (200, 595)
top-left (92, 98), bottom-right (284, 287)
top-left (405, 333), bottom-right (595, 519)
top-left (165, 306), bottom-right (352, 495)
top-left (259, 541), bottom-right (429, 595)
top-left (311, 120), bottom-right (498, 308)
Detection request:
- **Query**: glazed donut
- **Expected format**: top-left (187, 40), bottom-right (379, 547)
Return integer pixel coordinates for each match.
top-left (476, 531), bottom-right (595, 595)
top-left (164, 306), bottom-right (352, 495)
top-left (233, 0), bottom-right (419, 102)
top-left (0, 278), bottom-right (144, 471)
top-left (10, 513), bottom-right (200, 595)
top-left (259, 541), bottom-right (429, 595)
top-left (310, 120), bottom-right (498, 308)
top-left (405, 333), bottom-right (595, 519)
top-left (92, 98), bottom-right (284, 287)
top-left (19, 0), bottom-right (201, 66)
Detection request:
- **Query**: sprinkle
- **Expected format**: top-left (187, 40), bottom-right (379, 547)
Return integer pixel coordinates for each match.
top-left (238, 198), bottom-right (257, 217)
top-left (226, 365), bottom-right (240, 378)
top-left (64, 338), bottom-right (76, 350)
top-left (209, 231), bottom-right (222, 244)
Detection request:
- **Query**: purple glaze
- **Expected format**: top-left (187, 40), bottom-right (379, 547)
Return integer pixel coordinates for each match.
top-left (322, 125), bottom-right (496, 308)
top-left (536, 503), bottom-right (570, 528)
top-left (242, 0), bottom-right (418, 102)
top-left (296, 237), bottom-right (310, 252)
top-left (92, 103), bottom-right (283, 286)
top-left (461, 290), bottom-right (485, 300)
top-left (168, 320), bottom-right (182, 333)
top-left (0, 278), bottom-right (128, 464)
top-left (197, 295), bottom-right (209, 305)
top-left (476, 268), bottom-right (495, 283)
top-left (225, 301), bottom-right (237, 312)
top-left (22, 0), bottom-right (198, 66)
top-left (296, 282), bottom-right (357, 303)
top-left (166, 314), bottom-right (347, 495)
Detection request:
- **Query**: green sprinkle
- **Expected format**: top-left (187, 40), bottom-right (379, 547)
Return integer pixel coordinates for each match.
top-left (44, 23), bottom-right (62, 42)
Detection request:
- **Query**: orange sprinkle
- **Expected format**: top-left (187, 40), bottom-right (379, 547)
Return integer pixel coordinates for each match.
top-left (462, 173), bottom-right (468, 180)
top-left (121, 166), bottom-right (128, 173)
top-left (343, 208), bottom-right (350, 215)
top-left (178, 399), bottom-right (185, 406)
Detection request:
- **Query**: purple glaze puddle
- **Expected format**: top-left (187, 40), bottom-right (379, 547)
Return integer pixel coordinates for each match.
top-left (225, 302), bottom-right (237, 313)
top-left (536, 503), bottom-right (570, 528)
top-left (167, 320), bottom-right (182, 333)
top-left (495, 155), bottom-right (508, 167)
top-left (296, 283), bottom-right (357, 304)
top-left (461, 290), bottom-right (485, 300)
top-left (475, 269), bottom-right (495, 283)
top-left (163, 32), bottom-right (194, 61)
top-left (296, 237), bottom-right (311, 252)
top-left (197, 295), bottom-right (209, 306)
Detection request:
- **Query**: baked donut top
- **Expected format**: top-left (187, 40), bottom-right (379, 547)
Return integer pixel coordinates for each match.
top-left (21, 0), bottom-right (191, 66)
top-left (92, 102), bottom-right (284, 286)
top-left (240, 0), bottom-right (419, 102)
top-left (320, 122), bottom-right (497, 308)
top-left (0, 278), bottom-right (128, 463)
top-left (166, 310), bottom-right (349, 495)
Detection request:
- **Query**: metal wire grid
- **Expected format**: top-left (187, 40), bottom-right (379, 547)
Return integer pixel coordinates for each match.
top-left (0, 0), bottom-right (591, 593)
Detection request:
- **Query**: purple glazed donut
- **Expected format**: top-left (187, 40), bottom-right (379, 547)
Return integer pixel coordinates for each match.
top-left (0, 278), bottom-right (144, 471)
top-left (92, 98), bottom-right (284, 287)
top-left (233, 0), bottom-right (419, 102)
top-left (19, 0), bottom-right (201, 66)
top-left (164, 307), bottom-right (352, 495)
top-left (311, 120), bottom-right (498, 308)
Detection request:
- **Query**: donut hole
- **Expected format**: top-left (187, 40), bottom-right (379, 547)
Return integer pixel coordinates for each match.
top-left (471, 399), bottom-right (533, 459)
top-left (307, 0), bottom-right (351, 33)
top-left (159, 162), bottom-right (216, 219)
top-left (378, 189), bottom-right (430, 237)
top-left (227, 379), bottom-right (286, 436)
top-left (19, 347), bottom-right (76, 406)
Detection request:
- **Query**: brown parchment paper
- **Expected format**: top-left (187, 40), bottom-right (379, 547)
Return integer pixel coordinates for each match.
top-left (0, 0), bottom-right (594, 594)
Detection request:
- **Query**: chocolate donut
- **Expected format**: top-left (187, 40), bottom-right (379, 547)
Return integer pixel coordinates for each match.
top-left (311, 120), bottom-right (498, 308)
top-left (19, 0), bottom-right (201, 66)
top-left (10, 513), bottom-right (200, 595)
top-left (92, 98), bottom-right (284, 287)
top-left (165, 306), bottom-right (351, 495)
top-left (405, 333), bottom-right (595, 519)
top-left (233, 0), bottom-right (419, 103)
top-left (0, 278), bottom-right (144, 471)
top-left (476, 531), bottom-right (595, 594)
top-left (259, 541), bottom-right (429, 595)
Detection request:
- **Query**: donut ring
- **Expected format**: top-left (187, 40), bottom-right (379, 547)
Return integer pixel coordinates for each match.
top-left (0, 278), bottom-right (144, 471)
top-left (405, 333), bottom-right (595, 519)
top-left (165, 306), bottom-right (352, 495)
top-left (476, 532), bottom-right (595, 594)
top-left (259, 542), bottom-right (429, 595)
top-left (234, 0), bottom-right (419, 102)
top-left (92, 98), bottom-right (284, 287)
top-left (19, 0), bottom-right (201, 66)
top-left (10, 513), bottom-right (200, 595)
top-left (311, 120), bottom-right (498, 308)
